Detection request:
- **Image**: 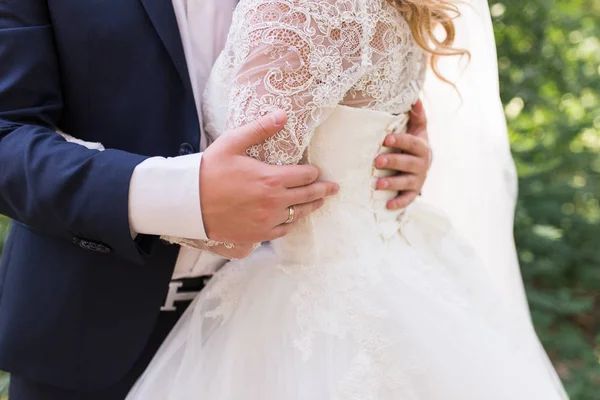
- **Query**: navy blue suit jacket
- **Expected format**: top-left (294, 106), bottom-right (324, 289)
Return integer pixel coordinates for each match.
top-left (0, 0), bottom-right (202, 390)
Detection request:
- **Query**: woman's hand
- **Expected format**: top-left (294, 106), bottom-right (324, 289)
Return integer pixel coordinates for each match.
top-left (374, 100), bottom-right (431, 210)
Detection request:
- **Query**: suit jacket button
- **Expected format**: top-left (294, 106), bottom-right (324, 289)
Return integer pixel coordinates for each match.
top-left (178, 143), bottom-right (195, 156)
top-left (72, 237), bottom-right (112, 253)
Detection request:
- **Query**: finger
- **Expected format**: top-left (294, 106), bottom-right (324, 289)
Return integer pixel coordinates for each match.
top-left (408, 100), bottom-right (427, 134)
top-left (384, 134), bottom-right (429, 158)
top-left (224, 110), bottom-right (288, 154)
top-left (276, 164), bottom-right (321, 188)
top-left (268, 200), bottom-right (326, 240)
top-left (276, 199), bottom-right (325, 226)
top-left (377, 174), bottom-right (420, 192)
top-left (266, 224), bottom-right (293, 241)
top-left (374, 153), bottom-right (426, 175)
top-left (284, 181), bottom-right (339, 206)
top-left (387, 191), bottom-right (419, 210)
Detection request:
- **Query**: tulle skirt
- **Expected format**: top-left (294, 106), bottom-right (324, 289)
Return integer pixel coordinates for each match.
top-left (127, 203), bottom-right (567, 400)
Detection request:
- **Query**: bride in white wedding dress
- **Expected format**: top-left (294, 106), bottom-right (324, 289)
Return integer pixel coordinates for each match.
top-left (126, 0), bottom-right (569, 398)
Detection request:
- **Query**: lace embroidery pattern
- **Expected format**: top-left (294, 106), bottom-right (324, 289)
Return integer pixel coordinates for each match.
top-left (205, 0), bottom-right (425, 165)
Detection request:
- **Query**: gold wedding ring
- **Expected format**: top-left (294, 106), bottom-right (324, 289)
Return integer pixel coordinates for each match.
top-left (284, 206), bottom-right (296, 225)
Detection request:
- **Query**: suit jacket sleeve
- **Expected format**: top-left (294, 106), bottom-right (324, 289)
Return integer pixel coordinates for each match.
top-left (0, 0), bottom-right (149, 264)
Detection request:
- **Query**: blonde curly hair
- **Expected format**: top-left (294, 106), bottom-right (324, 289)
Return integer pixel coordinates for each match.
top-left (386, 0), bottom-right (468, 83)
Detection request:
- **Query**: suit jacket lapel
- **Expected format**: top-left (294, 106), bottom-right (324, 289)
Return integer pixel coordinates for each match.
top-left (139, 0), bottom-right (191, 88)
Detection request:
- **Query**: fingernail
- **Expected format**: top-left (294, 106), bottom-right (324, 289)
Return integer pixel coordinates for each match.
top-left (332, 183), bottom-right (340, 194)
top-left (379, 179), bottom-right (389, 189)
top-left (270, 110), bottom-right (286, 127)
top-left (387, 135), bottom-right (396, 146)
top-left (377, 157), bottom-right (388, 168)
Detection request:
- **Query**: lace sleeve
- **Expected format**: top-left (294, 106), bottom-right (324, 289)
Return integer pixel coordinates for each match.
top-left (221, 0), bottom-right (374, 165)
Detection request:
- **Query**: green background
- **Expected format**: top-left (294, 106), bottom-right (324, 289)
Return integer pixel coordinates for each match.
top-left (0, 0), bottom-right (599, 398)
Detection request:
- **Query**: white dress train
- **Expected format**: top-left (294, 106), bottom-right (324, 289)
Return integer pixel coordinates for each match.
top-left (127, 1), bottom-right (568, 398)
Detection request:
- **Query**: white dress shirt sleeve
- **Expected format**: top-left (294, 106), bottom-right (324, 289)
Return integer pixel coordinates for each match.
top-left (128, 153), bottom-right (208, 240)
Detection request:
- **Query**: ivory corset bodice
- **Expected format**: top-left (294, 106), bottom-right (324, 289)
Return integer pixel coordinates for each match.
top-left (271, 106), bottom-right (411, 264)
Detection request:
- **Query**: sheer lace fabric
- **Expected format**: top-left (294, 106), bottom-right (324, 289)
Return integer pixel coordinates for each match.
top-left (204, 0), bottom-right (426, 165)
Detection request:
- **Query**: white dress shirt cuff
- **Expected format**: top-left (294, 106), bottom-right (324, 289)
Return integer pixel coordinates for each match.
top-left (128, 154), bottom-right (208, 240)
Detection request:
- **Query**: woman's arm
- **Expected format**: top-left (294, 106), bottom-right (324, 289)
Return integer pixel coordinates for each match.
top-left (221, 0), bottom-right (371, 165)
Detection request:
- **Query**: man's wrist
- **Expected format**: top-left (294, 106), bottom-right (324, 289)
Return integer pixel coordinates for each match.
top-left (128, 154), bottom-right (208, 240)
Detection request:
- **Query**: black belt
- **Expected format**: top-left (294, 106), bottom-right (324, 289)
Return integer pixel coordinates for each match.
top-left (160, 275), bottom-right (211, 312)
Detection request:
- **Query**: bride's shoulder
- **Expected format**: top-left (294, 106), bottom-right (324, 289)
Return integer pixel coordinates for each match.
top-left (232, 0), bottom-right (403, 35)
top-left (234, 0), bottom-right (394, 18)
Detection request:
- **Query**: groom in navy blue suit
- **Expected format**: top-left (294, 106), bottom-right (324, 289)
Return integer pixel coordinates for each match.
top-left (0, 1), bottom-right (432, 399)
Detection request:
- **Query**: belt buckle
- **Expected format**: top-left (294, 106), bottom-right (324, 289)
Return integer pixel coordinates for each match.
top-left (160, 277), bottom-right (211, 312)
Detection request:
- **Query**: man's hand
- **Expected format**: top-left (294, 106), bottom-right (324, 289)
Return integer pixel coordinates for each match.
top-left (200, 110), bottom-right (339, 244)
top-left (374, 100), bottom-right (431, 210)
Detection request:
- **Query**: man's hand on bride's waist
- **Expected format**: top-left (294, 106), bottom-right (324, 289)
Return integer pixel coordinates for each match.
top-left (374, 100), bottom-right (431, 210)
top-left (200, 110), bottom-right (340, 245)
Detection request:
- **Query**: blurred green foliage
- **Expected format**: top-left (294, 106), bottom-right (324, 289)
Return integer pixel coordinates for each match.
top-left (0, 370), bottom-right (7, 400)
top-left (0, 0), bottom-right (599, 398)
top-left (492, 0), bottom-right (600, 398)
top-left (0, 216), bottom-right (8, 255)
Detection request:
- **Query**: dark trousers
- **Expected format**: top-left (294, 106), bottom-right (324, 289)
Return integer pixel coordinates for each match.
top-left (8, 277), bottom-right (206, 400)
